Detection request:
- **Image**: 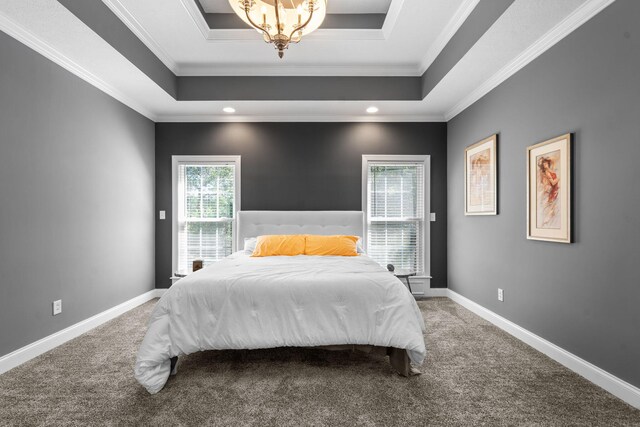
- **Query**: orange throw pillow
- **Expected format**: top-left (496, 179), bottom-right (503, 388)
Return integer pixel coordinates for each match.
top-left (304, 235), bottom-right (359, 256)
top-left (251, 235), bottom-right (306, 257)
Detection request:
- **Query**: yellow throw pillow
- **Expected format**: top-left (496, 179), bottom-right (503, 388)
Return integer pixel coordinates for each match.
top-left (304, 235), bottom-right (359, 256)
top-left (251, 235), bottom-right (306, 257)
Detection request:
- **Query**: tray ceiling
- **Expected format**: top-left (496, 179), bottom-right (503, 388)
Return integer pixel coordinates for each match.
top-left (109, 0), bottom-right (462, 76)
top-left (0, 0), bottom-right (611, 122)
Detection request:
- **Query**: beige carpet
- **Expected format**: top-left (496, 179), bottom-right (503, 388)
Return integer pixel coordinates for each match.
top-left (0, 298), bottom-right (638, 426)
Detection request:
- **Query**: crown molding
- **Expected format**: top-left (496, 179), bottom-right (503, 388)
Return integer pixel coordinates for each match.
top-left (192, 25), bottom-right (387, 42)
top-left (0, 10), bottom-right (157, 121)
top-left (419, 0), bottom-right (480, 75)
top-left (381, 0), bottom-right (404, 39)
top-left (102, 0), bottom-right (179, 74)
top-left (179, 0), bottom-right (211, 39)
top-left (444, 0), bottom-right (616, 121)
top-left (177, 63), bottom-right (421, 77)
top-left (155, 114), bottom-right (446, 123)
top-left (292, 28), bottom-right (385, 41)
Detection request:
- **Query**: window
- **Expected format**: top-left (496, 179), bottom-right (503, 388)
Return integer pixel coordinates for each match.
top-left (362, 155), bottom-right (429, 276)
top-left (172, 156), bottom-right (240, 273)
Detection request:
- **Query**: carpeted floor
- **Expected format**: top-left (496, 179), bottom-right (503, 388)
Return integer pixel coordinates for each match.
top-left (0, 298), bottom-right (638, 426)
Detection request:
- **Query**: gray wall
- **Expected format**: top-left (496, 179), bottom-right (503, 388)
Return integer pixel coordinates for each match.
top-left (447, 0), bottom-right (640, 388)
top-left (0, 31), bottom-right (155, 357)
top-left (156, 122), bottom-right (447, 289)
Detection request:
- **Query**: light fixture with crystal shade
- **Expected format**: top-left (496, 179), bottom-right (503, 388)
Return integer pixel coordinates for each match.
top-left (229, 0), bottom-right (327, 58)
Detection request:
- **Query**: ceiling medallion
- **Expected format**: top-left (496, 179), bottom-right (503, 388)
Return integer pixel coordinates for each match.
top-left (230, 0), bottom-right (327, 58)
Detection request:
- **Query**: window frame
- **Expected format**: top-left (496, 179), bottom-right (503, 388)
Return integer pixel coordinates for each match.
top-left (172, 155), bottom-right (241, 275)
top-left (362, 154), bottom-right (431, 278)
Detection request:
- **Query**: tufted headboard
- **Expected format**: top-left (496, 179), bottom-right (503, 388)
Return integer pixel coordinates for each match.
top-left (237, 211), bottom-right (364, 250)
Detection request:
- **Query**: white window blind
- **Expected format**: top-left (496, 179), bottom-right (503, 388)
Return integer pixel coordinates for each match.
top-left (177, 163), bottom-right (236, 272)
top-left (367, 162), bottom-right (425, 274)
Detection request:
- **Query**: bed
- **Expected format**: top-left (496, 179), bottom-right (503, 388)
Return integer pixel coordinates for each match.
top-left (134, 211), bottom-right (426, 394)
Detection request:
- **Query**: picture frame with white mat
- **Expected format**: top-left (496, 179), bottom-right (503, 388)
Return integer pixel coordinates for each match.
top-left (464, 134), bottom-right (498, 216)
top-left (526, 133), bottom-right (572, 243)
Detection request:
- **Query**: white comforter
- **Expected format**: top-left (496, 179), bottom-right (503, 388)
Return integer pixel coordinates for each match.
top-left (134, 252), bottom-right (426, 394)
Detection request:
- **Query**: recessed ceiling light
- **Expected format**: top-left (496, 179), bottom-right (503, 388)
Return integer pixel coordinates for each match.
top-left (366, 106), bottom-right (379, 114)
top-left (223, 107), bottom-right (236, 114)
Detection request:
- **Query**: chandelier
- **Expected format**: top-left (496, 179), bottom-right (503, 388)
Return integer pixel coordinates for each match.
top-left (229, 0), bottom-right (327, 58)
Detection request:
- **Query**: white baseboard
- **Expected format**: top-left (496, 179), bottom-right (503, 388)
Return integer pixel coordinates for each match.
top-left (423, 288), bottom-right (449, 297)
top-left (447, 289), bottom-right (640, 410)
top-left (0, 289), bottom-right (164, 375)
top-left (3, 286), bottom-right (637, 410)
top-left (406, 277), bottom-right (443, 297)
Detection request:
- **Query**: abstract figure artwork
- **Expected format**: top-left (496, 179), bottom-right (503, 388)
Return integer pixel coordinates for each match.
top-left (527, 133), bottom-right (572, 243)
top-left (465, 134), bottom-right (497, 215)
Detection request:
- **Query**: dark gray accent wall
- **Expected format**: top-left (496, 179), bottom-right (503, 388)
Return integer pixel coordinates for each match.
top-left (315, 14), bottom-right (386, 30)
top-left (421, 0), bottom-right (514, 98)
top-left (57, 0), bottom-right (177, 98)
top-left (156, 122), bottom-right (447, 289)
top-left (447, 0), bottom-right (640, 387)
top-left (203, 13), bottom-right (386, 30)
top-left (177, 76), bottom-right (422, 101)
top-left (0, 30), bottom-right (155, 357)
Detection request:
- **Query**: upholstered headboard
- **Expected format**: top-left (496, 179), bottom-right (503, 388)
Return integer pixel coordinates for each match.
top-left (237, 211), bottom-right (364, 250)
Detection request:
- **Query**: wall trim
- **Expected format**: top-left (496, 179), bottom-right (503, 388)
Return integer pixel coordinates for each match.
top-left (419, 0), bottom-right (480, 75)
top-left (423, 288), bottom-right (448, 297)
top-left (0, 289), bottom-right (164, 375)
top-left (102, 0), bottom-right (179, 74)
top-left (3, 284), bottom-right (637, 409)
top-left (381, 0), bottom-right (404, 40)
top-left (178, 0), bottom-right (211, 40)
top-left (155, 114), bottom-right (446, 123)
top-left (177, 63), bottom-right (421, 77)
top-left (444, 0), bottom-right (616, 121)
top-left (447, 289), bottom-right (640, 410)
top-left (0, 10), bottom-right (157, 122)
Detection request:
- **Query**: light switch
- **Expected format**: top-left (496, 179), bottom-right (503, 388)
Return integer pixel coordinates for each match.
top-left (430, 212), bottom-right (436, 222)
top-left (159, 210), bottom-right (166, 220)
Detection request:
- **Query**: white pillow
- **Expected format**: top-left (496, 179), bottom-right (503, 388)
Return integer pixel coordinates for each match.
top-left (356, 237), bottom-right (366, 254)
top-left (244, 237), bottom-right (257, 253)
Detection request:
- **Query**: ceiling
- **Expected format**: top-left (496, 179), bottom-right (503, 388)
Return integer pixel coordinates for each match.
top-left (0, 0), bottom-right (615, 122)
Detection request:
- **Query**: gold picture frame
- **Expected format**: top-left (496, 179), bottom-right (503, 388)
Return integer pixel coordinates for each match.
top-left (527, 133), bottom-right (572, 243)
top-left (464, 134), bottom-right (497, 215)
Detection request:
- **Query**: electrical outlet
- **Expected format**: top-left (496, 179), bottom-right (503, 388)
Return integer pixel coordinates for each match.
top-left (159, 210), bottom-right (166, 220)
top-left (498, 288), bottom-right (504, 302)
top-left (52, 300), bottom-right (62, 316)
top-left (430, 212), bottom-right (436, 222)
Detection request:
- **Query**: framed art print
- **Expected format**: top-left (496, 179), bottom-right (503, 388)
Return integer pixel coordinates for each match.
top-left (527, 133), bottom-right (571, 243)
top-left (465, 134), bottom-right (497, 215)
